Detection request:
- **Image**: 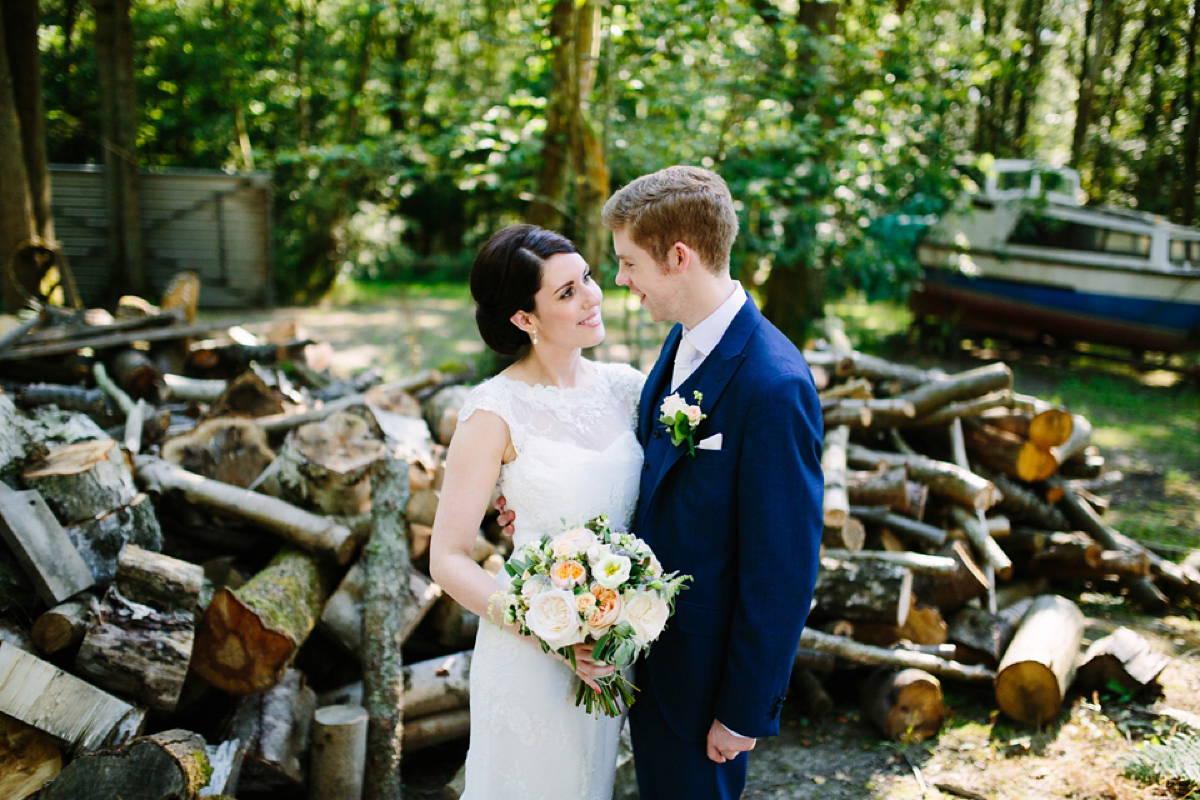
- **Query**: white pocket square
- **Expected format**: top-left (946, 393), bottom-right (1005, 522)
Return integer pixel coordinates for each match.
top-left (697, 433), bottom-right (723, 451)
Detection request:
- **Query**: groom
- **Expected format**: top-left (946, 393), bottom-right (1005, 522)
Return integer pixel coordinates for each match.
top-left (605, 165), bottom-right (823, 800)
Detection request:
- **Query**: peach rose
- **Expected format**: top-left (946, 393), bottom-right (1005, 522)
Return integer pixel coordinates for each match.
top-left (684, 405), bottom-right (703, 426)
top-left (587, 588), bottom-right (624, 635)
top-left (550, 559), bottom-right (587, 589)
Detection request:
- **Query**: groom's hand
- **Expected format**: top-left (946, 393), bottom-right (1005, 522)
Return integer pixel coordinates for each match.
top-left (492, 494), bottom-right (515, 536)
top-left (706, 720), bottom-right (756, 764)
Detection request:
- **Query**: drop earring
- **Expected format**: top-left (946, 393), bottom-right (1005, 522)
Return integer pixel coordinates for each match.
top-left (531, 330), bottom-right (538, 345)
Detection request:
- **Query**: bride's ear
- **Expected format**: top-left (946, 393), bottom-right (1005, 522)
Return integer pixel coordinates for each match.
top-left (510, 310), bottom-right (534, 335)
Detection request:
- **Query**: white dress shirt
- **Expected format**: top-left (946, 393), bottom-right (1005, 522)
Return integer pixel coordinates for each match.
top-left (669, 282), bottom-right (748, 391)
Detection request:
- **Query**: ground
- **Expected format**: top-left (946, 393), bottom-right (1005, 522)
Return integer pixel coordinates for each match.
top-left (235, 287), bottom-right (1200, 800)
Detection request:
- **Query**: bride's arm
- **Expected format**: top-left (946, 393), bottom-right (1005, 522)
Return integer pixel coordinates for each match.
top-left (429, 409), bottom-right (613, 687)
top-left (429, 409), bottom-right (512, 624)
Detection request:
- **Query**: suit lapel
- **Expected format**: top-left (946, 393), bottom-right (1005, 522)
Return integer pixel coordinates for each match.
top-left (641, 298), bottom-right (763, 514)
top-left (639, 324), bottom-right (682, 444)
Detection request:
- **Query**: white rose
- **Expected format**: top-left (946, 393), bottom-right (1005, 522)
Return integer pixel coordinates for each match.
top-left (624, 591), bottom-right (670, 644)
top-left (525, 589), bottom-right (585, 650)
top-left (659, 394), bottom-right (688, 419)
top-left (521, 573), bottom-right (551, 600)
top-left (593, 552), bottom-right (632, 589)
top-left (550, 527), bottom-right (598, 558)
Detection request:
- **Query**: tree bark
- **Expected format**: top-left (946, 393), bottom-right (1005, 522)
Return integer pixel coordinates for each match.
top-left (912, 539), bottom-right (990, 615)
top-left (362, 457), bottom-right (410, 800)
top-left (275, 411), bottom-right (387, 516)
top-left (821, 425), bottom-right (849, 529)
top-left (1074, 626), bottom-right (1169, 695)
top-left (798, 628), bottom-right (995, 682)
top-left (160, 417), bottom-right (275, 489)
top-left (225, 667), bottom-right (315, 793)
top-left (91, 0), bottom-right (146, 297)
top-left (22, 438), bottom-right (138, 526)
top-left (812, 557), bottom-right (913, 626)
top-left (848, 444), bottom-right (1000, 511)
top-left (0, 1), bottom-right (36, 312)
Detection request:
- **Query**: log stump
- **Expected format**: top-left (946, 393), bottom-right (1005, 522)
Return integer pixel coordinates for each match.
top-left (40, 729), bottom-right (211, 800)
top-left (861, 667), bottom-right (945, 742)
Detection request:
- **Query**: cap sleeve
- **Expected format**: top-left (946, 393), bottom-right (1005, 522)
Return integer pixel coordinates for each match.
top-left (456, 378), bottom-right (526, 452)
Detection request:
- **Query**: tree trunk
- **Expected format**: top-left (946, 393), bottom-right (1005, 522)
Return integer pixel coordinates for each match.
top-left (0, 2), bottom-right (36, 311)
top-left (994, 594), bottom-right (1084, 726)
top-left (362, 458), bottom-right (410, 800)
top-left (91, 0), bottom-right (145, 297)
top-left (527, 0), bottom-right (575, 230)
top-left (192, 547), bottom-right (330, 695)
top-left (861, 667), bottom-right (944, 742)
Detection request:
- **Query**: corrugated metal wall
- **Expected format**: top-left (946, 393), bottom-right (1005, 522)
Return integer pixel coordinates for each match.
top-left (49, 165), bottom-right (273, 309)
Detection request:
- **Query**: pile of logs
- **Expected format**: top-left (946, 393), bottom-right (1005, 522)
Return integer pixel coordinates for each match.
top-left (0, 294), bottom-right (496, 799)
top-left (0, 295), bottom-right (1190, 799)
top-left (798, 319), bottom-right (1185, 741)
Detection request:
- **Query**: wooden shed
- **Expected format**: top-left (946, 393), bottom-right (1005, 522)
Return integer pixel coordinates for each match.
top-left (49, 165), bottom-right (274, 309)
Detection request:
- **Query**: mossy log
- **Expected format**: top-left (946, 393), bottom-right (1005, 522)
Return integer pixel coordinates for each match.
top-left (40, 729), bottom-right (210, 800)
top-left (362, 457), bottom-right (410, 800)
top-left (861, 667), bottom-right (945, 742)
top-left (192, 547), bottom-right (330, 695)
top-left (994, 594), bottom-right (1085, 726)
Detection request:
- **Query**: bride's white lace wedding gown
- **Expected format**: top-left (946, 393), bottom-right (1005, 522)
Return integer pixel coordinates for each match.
top-left (457, 361), bottom-right (645, 800)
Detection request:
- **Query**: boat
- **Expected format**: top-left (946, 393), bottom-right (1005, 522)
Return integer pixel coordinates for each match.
top-left (910, 159), bottom-right (1200, 353)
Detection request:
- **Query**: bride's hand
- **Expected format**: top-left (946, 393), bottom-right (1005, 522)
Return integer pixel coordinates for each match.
top-left (562, 642), bottom-right (614, 691)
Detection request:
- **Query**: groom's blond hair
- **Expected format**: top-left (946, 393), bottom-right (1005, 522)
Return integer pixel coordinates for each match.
top-left (602, 165), bottom-right (738, 275)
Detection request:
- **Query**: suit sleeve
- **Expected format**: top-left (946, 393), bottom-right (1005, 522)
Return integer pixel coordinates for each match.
top-left (711, 367), bottom-right (824, 738)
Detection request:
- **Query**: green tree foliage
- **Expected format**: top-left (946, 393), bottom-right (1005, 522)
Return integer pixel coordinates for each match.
top-left (34, 0), bottom-right (1200, 328)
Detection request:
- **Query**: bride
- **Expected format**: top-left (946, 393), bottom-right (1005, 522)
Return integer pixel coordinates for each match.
top-left (429, 224), bottom-right (645, 799)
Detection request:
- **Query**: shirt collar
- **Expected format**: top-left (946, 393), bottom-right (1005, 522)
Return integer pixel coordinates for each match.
top-left (680, 281), bottom-right (747, 358)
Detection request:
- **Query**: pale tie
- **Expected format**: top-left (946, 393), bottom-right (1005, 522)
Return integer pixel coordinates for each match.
top-left (670, 336), bottom-right (699, 391)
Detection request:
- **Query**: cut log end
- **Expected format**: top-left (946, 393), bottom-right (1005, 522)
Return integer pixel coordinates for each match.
top-left (192, 587), bottom-right (296, 695)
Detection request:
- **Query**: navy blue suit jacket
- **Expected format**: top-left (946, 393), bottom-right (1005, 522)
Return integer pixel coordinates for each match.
top-left (632, 296), bottom-right (823, 742)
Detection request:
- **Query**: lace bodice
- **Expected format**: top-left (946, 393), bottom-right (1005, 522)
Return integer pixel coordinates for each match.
top-left (458, 361), bottom-right (645, 549)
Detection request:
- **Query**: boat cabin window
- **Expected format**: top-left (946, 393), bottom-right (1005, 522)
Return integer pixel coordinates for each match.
top-left (1009, 214), bottom-right (1152, 258)
top-left (1170, 239), bottom-right (1200, 265)
top-left (997, 171), bottom-right (1033, 192)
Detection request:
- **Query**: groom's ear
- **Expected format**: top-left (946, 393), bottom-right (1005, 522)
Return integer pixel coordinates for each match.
top-left (669, 241), bottom-right (693, 274)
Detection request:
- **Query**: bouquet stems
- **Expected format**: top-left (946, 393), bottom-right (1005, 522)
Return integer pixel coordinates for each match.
top-left (575, 672), bottom-right (638, 717)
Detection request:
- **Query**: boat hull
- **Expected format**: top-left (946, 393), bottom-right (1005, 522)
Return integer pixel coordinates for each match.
top-left (912, 247), bottom-right (1200, 353)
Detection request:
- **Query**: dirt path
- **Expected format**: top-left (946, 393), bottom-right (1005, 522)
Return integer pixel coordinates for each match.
top-left (243, 296), bottom-right (1200, 800)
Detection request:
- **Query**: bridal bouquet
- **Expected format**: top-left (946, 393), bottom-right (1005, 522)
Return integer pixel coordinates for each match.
top-left (494, 515), bottom-right (691, 717)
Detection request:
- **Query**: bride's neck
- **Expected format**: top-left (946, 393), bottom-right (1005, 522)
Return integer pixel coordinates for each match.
top-left (511, 346), bottom-right (589, 388)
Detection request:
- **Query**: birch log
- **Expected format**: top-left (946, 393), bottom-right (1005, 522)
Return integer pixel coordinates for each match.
top-left (911, 540), bottom-right (990, 615)
top-left (1074, 627), bottom-right (1170, 694)
top-left (32, 592), bottom-right (99, 655)
top-left (309, 705), bottom-right (369, 800)
top-left (62, 492), bottom-right (163, 585)
top-left (319, 561), bottom-right (440, 657)
top-left (798, 628), bottom-right (995, 682)
top-left (812, 558), bottom-right (913, 626)
top-left (821, 425), bottom-right (849, 529)
top-left (226, 667), bottom-right (316, 793)
top-left (847, 444), bottom-right (1000, 511)
top-left (994, 594), bottom-right (1085, 726)
top-left (134, 456), bottom-right (358, 564)
top-left (0, 641), bottom-right (143, 755)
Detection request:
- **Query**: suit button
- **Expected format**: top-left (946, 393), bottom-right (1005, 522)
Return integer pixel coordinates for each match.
top-left (643, 463), bottom-right (649, 471)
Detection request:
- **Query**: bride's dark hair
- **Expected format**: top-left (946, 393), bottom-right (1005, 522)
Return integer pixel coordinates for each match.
top-left (470, 224), bottom-right (578, 356)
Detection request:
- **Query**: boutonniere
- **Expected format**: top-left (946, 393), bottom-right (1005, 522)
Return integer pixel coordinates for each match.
top-left (659, 391), bottom-right (706, 457)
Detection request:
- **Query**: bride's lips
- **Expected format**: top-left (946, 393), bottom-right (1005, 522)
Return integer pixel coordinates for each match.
top-left (578, 312), bottom-right (603, 327)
